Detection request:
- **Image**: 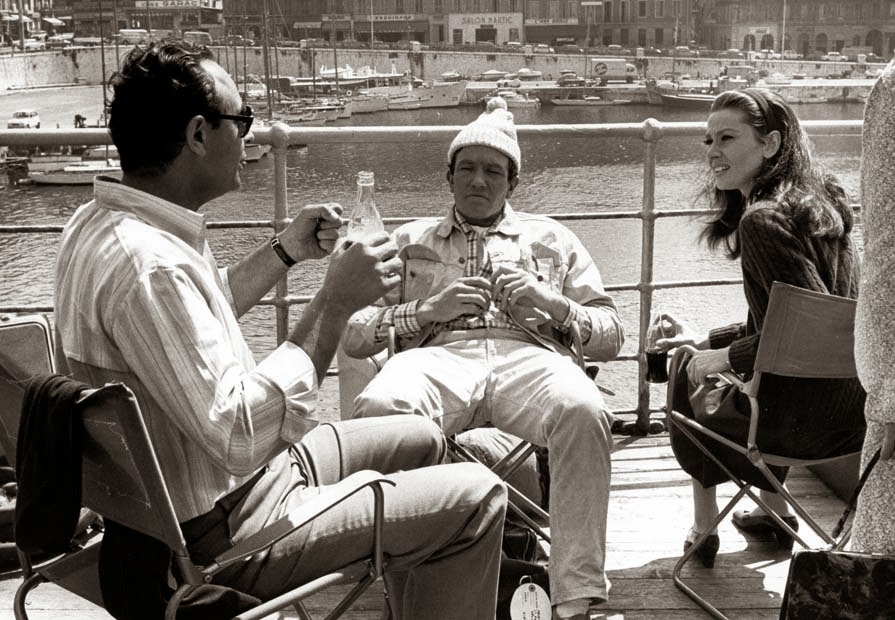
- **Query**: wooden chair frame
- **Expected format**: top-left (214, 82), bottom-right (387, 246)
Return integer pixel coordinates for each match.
top-left (665, 282), bottom-right (863, 620)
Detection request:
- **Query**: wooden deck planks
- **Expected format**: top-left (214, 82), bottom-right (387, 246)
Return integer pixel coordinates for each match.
top-left (0, 432), bottom-right (849, 620)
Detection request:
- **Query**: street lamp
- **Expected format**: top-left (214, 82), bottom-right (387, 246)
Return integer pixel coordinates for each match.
top-left (370, 0), bottom-right (374, 48)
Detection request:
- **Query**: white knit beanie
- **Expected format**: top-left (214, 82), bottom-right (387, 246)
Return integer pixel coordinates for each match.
top-left (448, 96), bottom-right (521, 172)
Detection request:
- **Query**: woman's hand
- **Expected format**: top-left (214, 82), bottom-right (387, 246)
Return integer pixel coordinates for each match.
top-left (686, 347), bottom-right (732, 385)
top-left (654, 313), bottom-right (710, 351)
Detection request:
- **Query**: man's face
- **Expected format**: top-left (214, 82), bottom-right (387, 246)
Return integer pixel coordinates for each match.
top-left (200, 60), bottom-right (248, 200)
top-left (449, 145), bottom-right (518, 226)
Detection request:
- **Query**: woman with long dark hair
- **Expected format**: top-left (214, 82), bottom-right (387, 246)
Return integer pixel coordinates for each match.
top-left (656, 88), bottom-right (866, 567)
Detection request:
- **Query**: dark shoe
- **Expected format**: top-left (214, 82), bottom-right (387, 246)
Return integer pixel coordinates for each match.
top-left (731, 509), bottom-right (799, 550)
top-left (683, 527), bottom-right (720, 569)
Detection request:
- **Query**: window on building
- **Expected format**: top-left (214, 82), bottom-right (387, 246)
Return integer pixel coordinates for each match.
top-left (655, 0), bottom-right (663, 18)
top-left (620, 28), bottom-right (629, 45)
top-left (638, 28), bottom-right (646, 46)
top-left (890, 2), bottom-right (895, 17)
top-left (435, 0), bottom-right (443, 11)
top-left (604, 1), bottom-right (612, 22)
top-left (509, 27), bottom-right (520, 41)
top-left (621, 1), bottom-right (628, 21)
top-left (672, 0), bottom-right (680, 17)
top-left (396, 0), bottom-right (404, 12)
top-left (452, 28), bottom-right (463, 44)
top-left (638, 0), bottom-right (647, 18)
top-left (655, 27), bottom-right (663, 46)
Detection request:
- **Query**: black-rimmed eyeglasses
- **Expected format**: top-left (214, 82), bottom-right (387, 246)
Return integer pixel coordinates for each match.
top-left (217, 104), bottom-right (254, 138)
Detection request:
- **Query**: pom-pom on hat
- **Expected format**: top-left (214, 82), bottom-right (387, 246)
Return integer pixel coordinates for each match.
top-left (448, 96), bottom-right (521, 172)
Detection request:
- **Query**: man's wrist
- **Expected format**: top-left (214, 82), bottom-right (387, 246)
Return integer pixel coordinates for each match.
top-left (270, 235), bottom-right (297, 268)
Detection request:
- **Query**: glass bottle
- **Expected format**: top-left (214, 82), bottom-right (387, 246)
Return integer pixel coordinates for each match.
top-left (346, 170), bottom-right (384, 240)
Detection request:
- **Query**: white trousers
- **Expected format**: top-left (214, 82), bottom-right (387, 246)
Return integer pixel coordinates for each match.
top-left (353, 336), bottom-right (614, 605)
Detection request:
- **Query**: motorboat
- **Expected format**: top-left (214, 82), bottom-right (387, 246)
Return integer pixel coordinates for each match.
top-left (550, 96), bottom-right (632, 106)
top-left (244, 143), bottom-right (272, 162)
top-left (490, 90), bottom-right (540, 108)
top-left (29, 160), bottom-right (122, 185)
top-left (645, 79), bottom-right (716, 108)
top-left (383, 80), bottom-right (468, 110)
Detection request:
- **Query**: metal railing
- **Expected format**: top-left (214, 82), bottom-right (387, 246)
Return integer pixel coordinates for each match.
top-left (0, 119), bottom-right (863, 432)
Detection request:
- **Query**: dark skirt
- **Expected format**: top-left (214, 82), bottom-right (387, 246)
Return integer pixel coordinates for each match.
top-left (667, 352), bottom-right (867, 492)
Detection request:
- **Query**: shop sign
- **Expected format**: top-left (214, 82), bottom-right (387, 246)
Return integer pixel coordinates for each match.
top-left (372, 14), bottom-right (415, 21)
top-left (135, 0), bottom-right (219, 8)
top-left (322, 14), bottom-right (351, 21)
top-left (525, 18), bottom-right (580, 25)
top-left (460, 13), bottom-right (516, 26)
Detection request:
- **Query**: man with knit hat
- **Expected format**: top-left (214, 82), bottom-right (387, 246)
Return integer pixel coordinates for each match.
top-left (343, 97), bottom-right (625, 619)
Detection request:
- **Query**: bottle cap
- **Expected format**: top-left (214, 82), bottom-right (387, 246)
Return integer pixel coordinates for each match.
top-left (357, 171), bottom-right (374, 184)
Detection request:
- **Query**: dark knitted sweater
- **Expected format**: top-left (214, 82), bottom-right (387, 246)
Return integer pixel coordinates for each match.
top-left (706, 204), bottom-right (866, 458)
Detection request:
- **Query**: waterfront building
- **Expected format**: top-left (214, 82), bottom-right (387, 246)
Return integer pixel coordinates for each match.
top-left (708, 0), bottom-right (895, 59)
top-left (41, 0), bottom-right (223, 40)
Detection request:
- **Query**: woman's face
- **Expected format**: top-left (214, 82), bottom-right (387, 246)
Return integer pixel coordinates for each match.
top-left (704, 107), bottom-right (779, 197)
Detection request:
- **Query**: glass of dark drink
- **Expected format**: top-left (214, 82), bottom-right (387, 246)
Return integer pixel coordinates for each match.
top-left (645, 349), bottom-right (669, 383)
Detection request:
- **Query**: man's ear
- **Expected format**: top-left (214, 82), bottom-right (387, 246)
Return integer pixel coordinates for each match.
top-left (185, 114), bottom-right (209, 156)
top-left (507, 174), bottom-right (519, 196)
top-left (446, 168), bottom-right (454, 190)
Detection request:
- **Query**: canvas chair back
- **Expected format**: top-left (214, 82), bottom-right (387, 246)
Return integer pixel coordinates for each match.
top-left (0, 315), bottom-right (55, 465)
top-left (754, 281), bottom-right (857, 380)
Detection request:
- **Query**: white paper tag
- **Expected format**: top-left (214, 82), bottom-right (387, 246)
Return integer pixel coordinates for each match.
top-left (509, 581), bottom-right (551, 620)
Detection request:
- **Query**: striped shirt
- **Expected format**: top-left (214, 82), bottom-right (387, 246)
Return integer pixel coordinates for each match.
top-left (54, 177), bottom-right (319, 522)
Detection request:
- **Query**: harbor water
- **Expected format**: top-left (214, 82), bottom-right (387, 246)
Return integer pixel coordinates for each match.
top-left (0, 86), bottom-right (866, 411)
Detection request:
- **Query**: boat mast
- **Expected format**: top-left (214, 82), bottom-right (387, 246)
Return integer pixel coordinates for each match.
top-left (260, 0), bottom-right (273, 120)
top-left (780, 0), bottom-right (787, 56)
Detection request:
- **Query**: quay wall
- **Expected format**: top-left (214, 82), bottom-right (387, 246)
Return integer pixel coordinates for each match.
top-left (1, 46), bottom-right (885, 94)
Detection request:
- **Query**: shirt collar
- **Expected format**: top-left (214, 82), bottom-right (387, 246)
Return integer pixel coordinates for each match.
top-left (436, 202), bottom-right (523, 238)
top-left (93, 176), bottom-right (207, 251)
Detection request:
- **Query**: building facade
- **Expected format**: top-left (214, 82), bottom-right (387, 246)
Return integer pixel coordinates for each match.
top-left (708, 1), bottom-right (895, 58)
top-left (221, 0), bottom-right (699, 48)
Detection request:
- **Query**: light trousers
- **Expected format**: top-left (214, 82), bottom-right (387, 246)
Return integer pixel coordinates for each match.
top-left (183, 415), bottom-right (507, 620)
top-left (352, 337), bottom-right (614, 605)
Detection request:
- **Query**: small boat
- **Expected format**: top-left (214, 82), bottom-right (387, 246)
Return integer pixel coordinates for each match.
top-left (244, 143), bottom-right (271, 162)
top-left (29, 160), bottom-right (122, 185)
top-left (646, 79), bottom-right (716, 108)
top-left (82, 144), bottom-right (120, 160)
top-left (347, 92), bottom-right (390, 114)
top-left (26, 152), bottom-right (83, 173)
top-left (440, 70), bottom-right (463, 82)
top-left (384, 80), bottom-right (468, 111)
top-left (550, 96), bottom-right (633, 106)
top-left (491, 90), bottom-right (540, 108)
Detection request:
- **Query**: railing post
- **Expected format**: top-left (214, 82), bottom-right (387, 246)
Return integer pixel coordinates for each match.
top-left (637, 118), bottom-right (663, 434)
top-left (271, 122), bottom-right (291, 345)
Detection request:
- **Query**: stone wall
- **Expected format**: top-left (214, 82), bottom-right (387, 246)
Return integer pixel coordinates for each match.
top-left (1, 46), bottom-right (882, 91)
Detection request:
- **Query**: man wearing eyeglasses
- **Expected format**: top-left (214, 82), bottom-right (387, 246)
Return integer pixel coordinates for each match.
top-left (54, 40), bottom-right (507, 620)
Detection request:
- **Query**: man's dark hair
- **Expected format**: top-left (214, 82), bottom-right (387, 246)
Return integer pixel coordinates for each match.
top-left (109, 41), bottom-right (222, 176)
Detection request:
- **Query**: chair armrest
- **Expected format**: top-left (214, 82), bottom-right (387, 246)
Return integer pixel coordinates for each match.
top-left (205, 470), bottom-right (396, 575)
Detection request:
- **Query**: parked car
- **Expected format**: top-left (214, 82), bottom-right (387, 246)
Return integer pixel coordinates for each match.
top-left (533, 43), bottom-right (554, 54)
top-left (46, 34), bottom-right (73, 49)
top-left (15, 38), bottom-right (46, 51)
top-left (223, 35), bottom-right (254, 46)
top-left (864, 52), bottom-right (885, 63)
top-left (7, 109), bottom-right (40, 129)
top-left (821, 51), bottom-right (845, 62)
top-left (558, 44), bottom-right (583, 54)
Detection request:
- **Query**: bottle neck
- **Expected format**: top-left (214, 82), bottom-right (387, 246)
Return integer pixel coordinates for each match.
top-left (357, 183), bottom-right (375, 205)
